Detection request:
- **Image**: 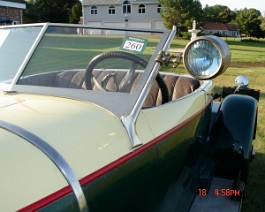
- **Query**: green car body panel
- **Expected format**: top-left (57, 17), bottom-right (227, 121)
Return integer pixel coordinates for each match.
top-left (27, 103), bottom-right (212, 212)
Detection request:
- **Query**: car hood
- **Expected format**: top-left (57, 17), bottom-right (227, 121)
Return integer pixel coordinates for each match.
top-left (0, 93), bottom-right (131, 210)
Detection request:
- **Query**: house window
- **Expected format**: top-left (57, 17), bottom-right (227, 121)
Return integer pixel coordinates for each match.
top-left (91, 6), bottom-right (97, 15)
top-left (109, 5), bottom-right (115, 14)
top-left (123, 1), bottom-right (131, 14)
top-left (139, 4), bottom-right (145, 14)
top-left (157, 4), bottom-right (162, 13)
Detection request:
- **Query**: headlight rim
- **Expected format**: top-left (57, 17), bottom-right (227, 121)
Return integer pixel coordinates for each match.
top-left (183, 35), bottom-right (231, 80)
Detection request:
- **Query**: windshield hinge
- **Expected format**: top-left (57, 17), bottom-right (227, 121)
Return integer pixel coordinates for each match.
top-left (155, 50), bottom-right (182, 68)
top-left (155, 50), bottom-right (171, 66)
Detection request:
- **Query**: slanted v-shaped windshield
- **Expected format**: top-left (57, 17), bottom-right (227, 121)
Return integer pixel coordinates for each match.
top-left (0, 23), bottom-right (171, 116)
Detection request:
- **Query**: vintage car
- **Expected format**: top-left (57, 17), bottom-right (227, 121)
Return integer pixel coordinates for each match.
top-left (0, 23), bottom-right (259, 212)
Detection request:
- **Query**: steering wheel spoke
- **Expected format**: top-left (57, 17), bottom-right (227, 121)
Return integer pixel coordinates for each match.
top-left (119, 62), bottom-right (138, 92)
top-left (101, 72), bottom-right (119, 92)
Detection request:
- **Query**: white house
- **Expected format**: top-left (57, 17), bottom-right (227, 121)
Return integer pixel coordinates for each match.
top-left (203, 22), bottom-right (241, 37)
top-left (82, 0), bottom-right (165, 34)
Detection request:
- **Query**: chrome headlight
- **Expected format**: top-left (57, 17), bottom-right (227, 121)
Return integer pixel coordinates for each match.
top-left (183, 36), bottom-right (231, 80)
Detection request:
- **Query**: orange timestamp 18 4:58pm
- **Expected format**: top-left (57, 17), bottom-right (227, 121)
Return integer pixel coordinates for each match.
top-left (198, 188), bottom-right (241, 197)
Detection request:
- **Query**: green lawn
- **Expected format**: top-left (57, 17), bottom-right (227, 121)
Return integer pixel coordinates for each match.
top-left (168, 37), bottom-right (265, 211)
top-left (24, 34), bottom-right (162, 75)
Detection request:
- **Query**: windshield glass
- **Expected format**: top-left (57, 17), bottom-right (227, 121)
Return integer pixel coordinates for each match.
top-left (0, 26), bottom-right (42, 83)
top-left (0, 23), bottom-right (171, 116)
top-left (18, 25), bottom-right (164, 93)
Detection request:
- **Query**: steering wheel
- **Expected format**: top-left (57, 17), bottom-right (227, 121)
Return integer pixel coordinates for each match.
top-left (85, 51), bottom-right (169, 104)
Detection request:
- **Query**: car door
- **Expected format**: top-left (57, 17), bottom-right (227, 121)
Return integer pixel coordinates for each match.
top-left (141, 89), bottom-right (210, 211)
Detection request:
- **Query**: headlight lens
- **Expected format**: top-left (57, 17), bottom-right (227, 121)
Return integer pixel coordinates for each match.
top-left (183, 36), bottom-right (231, 79)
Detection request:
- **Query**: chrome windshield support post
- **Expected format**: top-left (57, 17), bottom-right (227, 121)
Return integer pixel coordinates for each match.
top-left (121, 26), bottom-right (176, 149)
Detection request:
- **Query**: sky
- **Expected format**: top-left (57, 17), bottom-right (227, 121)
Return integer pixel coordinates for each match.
top-left (199, 0), bottom-right (265, 14)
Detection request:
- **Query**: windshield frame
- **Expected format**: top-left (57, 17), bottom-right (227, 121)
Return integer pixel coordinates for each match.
top-left (1, 23), bottom-right (173, 117)
top-left (1, 23), bottom-right (176, 148)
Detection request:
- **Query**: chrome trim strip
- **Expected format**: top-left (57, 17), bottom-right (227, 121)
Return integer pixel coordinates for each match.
top-left (121, 26), bottom-right (177, 148)
top-left (0, 120), bottom-right (88, 212)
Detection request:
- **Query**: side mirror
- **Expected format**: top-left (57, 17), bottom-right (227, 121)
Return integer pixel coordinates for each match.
top-left (235, 75), bottom-right (249, 92)
top-left (235, 75), bottom-right (249, 87)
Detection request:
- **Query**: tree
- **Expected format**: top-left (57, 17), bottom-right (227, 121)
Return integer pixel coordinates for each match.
top-left (236, 8), bottom-right (264, 38)
top-left (159, 0), bottom-right (203, 32)
top-left (24, 0), bottom-right (82, 23)
top-left (159, 6), bottom-right (181, 29)
top-left (24, 0), bottom-right (38, 23)
top-left (202, 4), bottom-right (236, 24)
top-left (69, 1), bottom-right (82, 24)
top-left (260, 13), bottom-right (265, 31)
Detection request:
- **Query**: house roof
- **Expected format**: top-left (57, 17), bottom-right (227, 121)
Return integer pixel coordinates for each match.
top-left (83, 0), bottom-right (158, 6)
top-left (203, 22), bottom-right (240, 31)
top-left (226, 24), bottom-right (240, 31)
top-left (0, 0), bottom-right (26, 9)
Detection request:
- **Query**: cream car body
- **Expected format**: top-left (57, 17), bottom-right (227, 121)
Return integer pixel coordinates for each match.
top-left (0, 23), bottom-right (257, 212)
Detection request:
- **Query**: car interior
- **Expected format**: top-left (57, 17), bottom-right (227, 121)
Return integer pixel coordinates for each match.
top-left (18, 70), bottom-right (200, 107)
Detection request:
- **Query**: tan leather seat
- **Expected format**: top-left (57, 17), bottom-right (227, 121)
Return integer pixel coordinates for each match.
top-left (142, 75), bottom-right (200, 107)
top-left (19, 70), bottom-right (200, 107)
top-left (55, 71), bottom-right (86, 89)
top-left (18, 70), bottom-right (85, 88)
top-left (164, 75), bottom-right (200, 101)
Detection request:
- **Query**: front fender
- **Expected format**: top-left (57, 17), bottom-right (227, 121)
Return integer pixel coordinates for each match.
top-left (210, 94), bottom-right (258, 180)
